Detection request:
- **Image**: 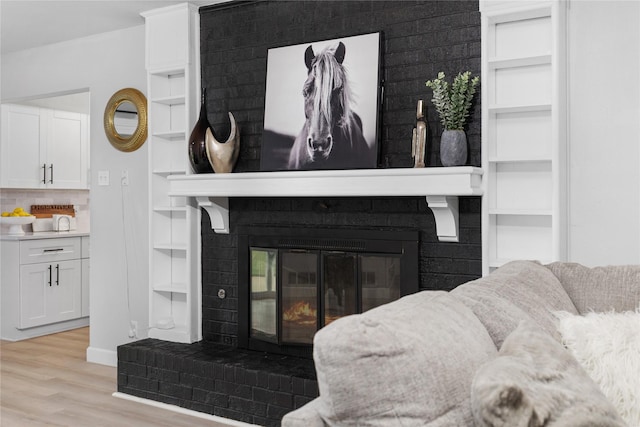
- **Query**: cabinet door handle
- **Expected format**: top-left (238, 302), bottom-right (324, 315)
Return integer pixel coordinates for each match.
top-left (49, 164), bottom-right (54, 184)
top-left (56, 264), bottom-right (59, 286)
top-left (43, 248), bottom-right (64, 253)
top-left (42, 164), bottom-right (47, 184)
top-left (48, 265), bottom-right (52, 286)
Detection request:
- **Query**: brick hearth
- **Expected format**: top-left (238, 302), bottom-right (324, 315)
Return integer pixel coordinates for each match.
top-left (118, 339), bottom-right (317, 426)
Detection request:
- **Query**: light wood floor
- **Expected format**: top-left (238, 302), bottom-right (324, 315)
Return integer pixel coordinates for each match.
top-left (0, 327), bottom-right (234, 427)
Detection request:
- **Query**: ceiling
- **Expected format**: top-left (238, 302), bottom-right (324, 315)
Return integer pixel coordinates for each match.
top-left (0, 0), bottom-right (224, 110)
top-left (0, 0), bottom-right (220, 55)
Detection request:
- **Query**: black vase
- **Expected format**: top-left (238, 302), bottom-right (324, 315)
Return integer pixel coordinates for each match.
top-left (188, 88), bottom-right (214, 174)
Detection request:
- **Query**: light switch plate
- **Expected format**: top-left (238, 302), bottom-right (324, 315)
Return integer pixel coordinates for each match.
top-left (98, 170), bottom-right (109, 186)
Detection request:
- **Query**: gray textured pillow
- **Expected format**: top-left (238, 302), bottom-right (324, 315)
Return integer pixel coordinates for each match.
top-left (313, 291), bottom-right (497, 426)
top-left (471, 321), bottom-right (626, 427)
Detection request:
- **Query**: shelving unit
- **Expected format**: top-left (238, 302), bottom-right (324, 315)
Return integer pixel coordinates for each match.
top-left (142, 3), bottom-right (201, 343)
top-left (481, 0), bottom-right (567, 274)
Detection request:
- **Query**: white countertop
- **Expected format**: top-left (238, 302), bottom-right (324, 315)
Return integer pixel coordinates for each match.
top-left (0, 230), bottom-right (90, 241)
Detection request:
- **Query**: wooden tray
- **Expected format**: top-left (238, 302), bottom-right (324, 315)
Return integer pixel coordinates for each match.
top-left (30, 205), bottom-right (75, 218)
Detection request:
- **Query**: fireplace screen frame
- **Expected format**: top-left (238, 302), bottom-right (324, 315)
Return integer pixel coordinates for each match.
top-left (238, 226), bottom-right (419, 358)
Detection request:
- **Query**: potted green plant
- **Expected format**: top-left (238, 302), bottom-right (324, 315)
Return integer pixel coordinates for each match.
top-left (425, 71), bottom-right (479, 166)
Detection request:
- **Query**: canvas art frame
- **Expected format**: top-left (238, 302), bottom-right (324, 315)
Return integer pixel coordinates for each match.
top-left (260, 32), bottom-right (382, 171)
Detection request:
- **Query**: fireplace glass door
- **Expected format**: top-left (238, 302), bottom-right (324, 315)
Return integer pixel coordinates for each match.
top-left (323, 252), bottom-right (357, 326)
top-left (249, 247), bottom-right (404, 347)
top-left (361, 255), bottom-right (401, 312)
top-left (281, 250), bottom-right (318, 344)
top-left (250, 248), bottom-right (277, 343)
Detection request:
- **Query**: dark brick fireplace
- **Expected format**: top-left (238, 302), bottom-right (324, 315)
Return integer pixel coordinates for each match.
top-left (117, 195), bottom-right (481, 425)
top-left (118, 1), bottom-right (481, 426)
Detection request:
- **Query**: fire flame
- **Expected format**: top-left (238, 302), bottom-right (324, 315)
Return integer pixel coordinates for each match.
top-left (283, 301), bottom-right (343, 327)
top-left (283, 301), bottom-right (317, 324)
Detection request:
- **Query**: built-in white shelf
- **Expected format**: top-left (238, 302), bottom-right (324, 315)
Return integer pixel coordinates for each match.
top-left (152, 130), bottom-right (185, 139)
top-left (168, 167), bottom-right (483, 242)
top-left (488, 54), bottom-right (552, 69)
top-left (487, 103), bottom-right (552, 114)
top-left (151, 95), bottom-right (186, 106)
top-left (488, 157), bottom-right (551, 163)
top-left (153, 242), bottom-right (187, 251)
top-left (488, 257), bottom-right (552, 269)
top-left (488, 209), bottom-right (552, 216)
top-left (153, 243), bottom-right (187, 251)
top-left (153, 169), bottom-right (186, 176)
top-left (149, 67), bottom-right (187, 79)
top-left (149, 325), bottom-right (189, 341)
top-left (153, 206), bottom-right (187, 213)
top-left (153, 285), bottom-right (188, 294)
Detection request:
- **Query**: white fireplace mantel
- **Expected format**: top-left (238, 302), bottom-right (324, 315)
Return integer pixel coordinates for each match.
top-left (168, 167), bottom-right (483, 242)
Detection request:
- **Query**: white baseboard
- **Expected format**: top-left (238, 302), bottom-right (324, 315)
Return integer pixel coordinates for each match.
top-left (112, 392), bottom-right (258, 426)
top-left (86, 346), bottom-right (117, 367)
top-left (1, 317), bottom-right (89, 342)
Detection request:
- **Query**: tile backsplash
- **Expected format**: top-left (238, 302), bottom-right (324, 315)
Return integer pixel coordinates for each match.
top-left (0, 188), bottom-right (90, 232)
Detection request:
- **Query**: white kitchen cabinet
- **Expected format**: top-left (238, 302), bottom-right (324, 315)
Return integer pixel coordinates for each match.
top-left (19, 259), bottom-right (82, 329)
top-left (46, 109), bottom-right (89, 189)
top-left (481, 0), bottom-right (567, 274)
top-left (1, 235), bottom-right (89, 341)
top-left (0, 104), bottom-right (89, 189)
top-left (142, 3), bottom-right (201, 344)
top-left (0, 104), bottom-right (44, 188)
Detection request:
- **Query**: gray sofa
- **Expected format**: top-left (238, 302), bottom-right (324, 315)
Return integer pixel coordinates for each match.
top-left (282, 260), bottom-right (640, 426)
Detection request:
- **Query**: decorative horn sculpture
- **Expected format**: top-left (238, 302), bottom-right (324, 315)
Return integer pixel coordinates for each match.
top-left (205, 112), bottom-right (240, 173)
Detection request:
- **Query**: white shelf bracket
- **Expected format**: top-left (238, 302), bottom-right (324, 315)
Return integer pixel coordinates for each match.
top-left (426, 196), bottom-right (459, 243)
top-left (196, 197), bottom-right (229, 234)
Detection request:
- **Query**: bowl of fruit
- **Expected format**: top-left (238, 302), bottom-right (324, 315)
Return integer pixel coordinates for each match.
top-left (1, 207), bottom-right (36, 236)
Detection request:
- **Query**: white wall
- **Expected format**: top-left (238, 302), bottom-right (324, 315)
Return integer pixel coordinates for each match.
top-left (1, 26), bottom-right (149, 366)
top-left (567, 1), bottom-right (640, 266)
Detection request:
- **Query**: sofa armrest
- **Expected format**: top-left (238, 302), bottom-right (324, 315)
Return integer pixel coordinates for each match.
top-left (281, 398), bottom-right (326, 427)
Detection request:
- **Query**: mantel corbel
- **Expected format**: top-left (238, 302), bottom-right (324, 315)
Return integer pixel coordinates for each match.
top-left (425, 196), bottom-right (459, 242)
top-left (196, 197), bottom-right (230, 234)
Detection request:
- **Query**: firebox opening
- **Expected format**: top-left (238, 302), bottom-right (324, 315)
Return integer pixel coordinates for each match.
top-left (238, 226), bottom-right (419, 358)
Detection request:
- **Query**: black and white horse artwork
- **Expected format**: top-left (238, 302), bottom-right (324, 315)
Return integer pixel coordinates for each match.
top-left (287, 42), bottom-right (372, 170)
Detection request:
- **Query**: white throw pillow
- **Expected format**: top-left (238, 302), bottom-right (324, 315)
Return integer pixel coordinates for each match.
top-left (555, 308), bottom-right (640, 427)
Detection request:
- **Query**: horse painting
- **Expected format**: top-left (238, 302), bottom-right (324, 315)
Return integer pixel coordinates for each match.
top-left (287, 41), bottom-right (373, 170)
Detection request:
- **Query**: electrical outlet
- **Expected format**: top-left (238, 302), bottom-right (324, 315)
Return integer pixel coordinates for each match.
top-left (129, 320), bottom-right (138, 338)
top-left (98, 170), bottom-right (109, 186)
top-left (121, 170), bottom-right (129, 186)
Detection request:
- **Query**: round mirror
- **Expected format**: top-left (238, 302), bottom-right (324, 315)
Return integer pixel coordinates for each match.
top-left (114, 101), bottom-right (138, 137)
top-left (104, 88), bottom-right (148, 152)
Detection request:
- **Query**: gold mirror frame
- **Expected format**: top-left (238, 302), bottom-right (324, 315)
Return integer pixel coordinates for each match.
top-left (103, 88), bottom-right (148, 152)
